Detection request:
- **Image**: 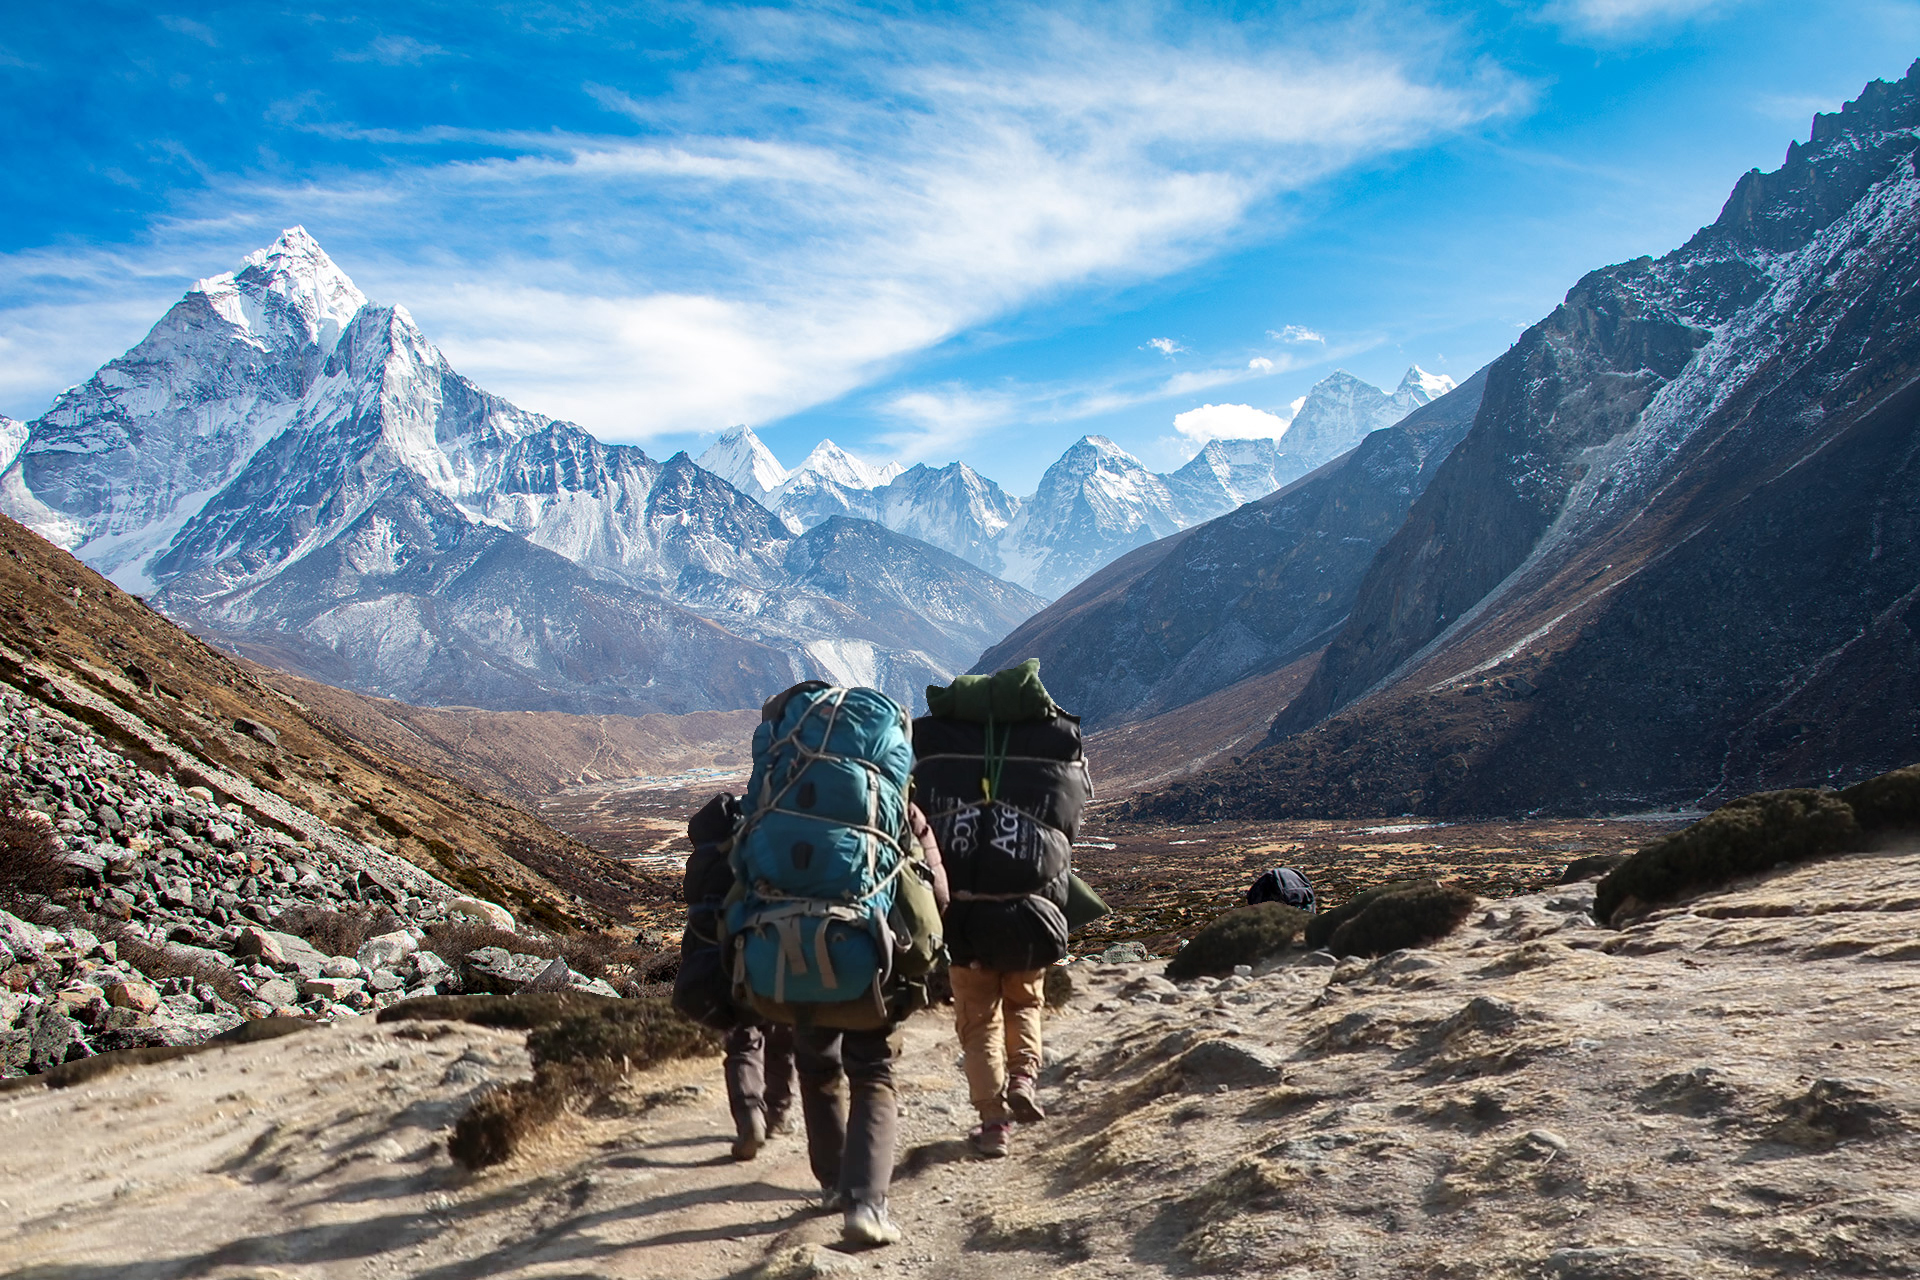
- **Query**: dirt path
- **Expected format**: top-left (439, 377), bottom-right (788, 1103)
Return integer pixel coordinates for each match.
top-left (0, 990), bottom-right (1100, 1280)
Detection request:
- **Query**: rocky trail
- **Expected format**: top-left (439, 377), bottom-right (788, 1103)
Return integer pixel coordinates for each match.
top-left (5, 843), bottom-right (1919, 1278)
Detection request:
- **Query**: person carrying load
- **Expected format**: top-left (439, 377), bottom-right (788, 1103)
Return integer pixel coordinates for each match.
top-left (722, 681), bottom-right (947, 1248)
top-left (914, 659), bottom-right (1092, 1158)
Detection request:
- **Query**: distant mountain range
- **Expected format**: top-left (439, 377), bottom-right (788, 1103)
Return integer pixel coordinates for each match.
top-left (0, 230), bottom-right (1039, 715)
top-left (697, 366), bottom-right (1452, 599)
top-left (1079, 59), bottom-right (1920, 818)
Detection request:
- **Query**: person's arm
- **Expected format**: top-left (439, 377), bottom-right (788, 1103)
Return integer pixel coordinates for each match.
top-left (908, 802), bottom-right (950, 912)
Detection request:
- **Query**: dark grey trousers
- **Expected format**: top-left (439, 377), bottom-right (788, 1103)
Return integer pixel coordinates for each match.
top-left (795, 1024), bottom-right (900, 1205)
top-left (724, 1022), bottom-right (797, 1131)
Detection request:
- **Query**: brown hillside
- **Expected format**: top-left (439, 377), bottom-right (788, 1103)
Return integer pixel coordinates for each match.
top-left (0, 513), bottom-right (668, 929)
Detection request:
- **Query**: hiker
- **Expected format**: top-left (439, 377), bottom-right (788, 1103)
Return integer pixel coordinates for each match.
top-left (724, 682), bottom-right (947, 1249)
top-left (913, 659), bottom-right (1091, 1158)
top-left (674, 793), bottom-right (797, 1161)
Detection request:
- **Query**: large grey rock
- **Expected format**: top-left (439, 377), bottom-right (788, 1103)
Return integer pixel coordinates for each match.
top-left (460, 947), bottom-right (553, 995)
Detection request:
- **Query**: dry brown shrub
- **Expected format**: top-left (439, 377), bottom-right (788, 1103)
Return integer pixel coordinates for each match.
top-left (270, 904), bottom-right (403, 958)
top-left (1166, 902), bottom-right (1311, 980)
top-left (0, 789), bottom-right (69, 911)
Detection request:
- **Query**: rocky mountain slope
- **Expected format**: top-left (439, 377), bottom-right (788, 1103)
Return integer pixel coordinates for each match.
top-left (0, 230), bottom-right (1040, 714)
top-left (0, 511), bottom-right (647, 928)
top-left (1136, 61), bottom-right (1920, 821)
top-left (5, 836), bottom-right (1915, 1277)
top-left (697, 367), bottom-right (1452, 600)
top-left (977, 370), bottom-right (1486, 731)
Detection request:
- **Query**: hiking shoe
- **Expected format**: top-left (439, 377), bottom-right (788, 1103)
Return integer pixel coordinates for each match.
top-left (766, 1105), bottom-right (795, 1137)
top-left (842, 1199), bottom-right (902, 1248)
top-left (815, 1186), bottom-right (847, 1214)
top-left (1006, 1076), bottom-right (1046, 1123)
top-left (969, 1121), bottom-right (1012, 1158)
top-left (730, 1108), bottom-right (767, 1161)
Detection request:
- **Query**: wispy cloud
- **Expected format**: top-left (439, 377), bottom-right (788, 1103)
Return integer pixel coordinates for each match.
top-left (1145, 337), bottom-right (1186, 356)
top-left (1269, 324), bottom-right (1325, 343)
top-left (1546, 0), bottom-right (1727, 35)
top-left (336, 35), bottom-right (451, 65)
top-left (0, 6), bottom-right (1516, 437)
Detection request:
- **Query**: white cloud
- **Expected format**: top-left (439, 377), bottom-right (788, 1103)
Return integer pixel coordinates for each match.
top-left (1247, 356), bottom-right (1273, 372)
top-left (0, 9), bottom-right (1517, 439)
top-left (1269, 325), bottom-right (1325, 344)
top-left (1173, 402), bottom-right (1292, 444)
top-left (1146, 337), bottom-right (1186, 356)
top-left (875, 383), bottom-right (1021, 462)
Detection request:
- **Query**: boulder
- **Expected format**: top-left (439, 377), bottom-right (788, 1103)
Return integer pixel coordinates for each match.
top-left (231, 926), bottom-right (287, 965)
top-left (260, 931), bottom-right (327, 978)
top-left (0, 909), bottom-right (45, 963)
top-left (28, 1008), bottom-right (85, 1072)
top-left (460, 947), bottom-right (551, 995)
top-left (320, 956), bottom-right (361, 979)
top-left (105, 980), bottom-right (162, 1013)
top-left (356, 930), bottom-right (417, 974)
top-left (255, 977), bottom-right (299, 1006)
top-left (301, 976), bottom-right (364, 1001)
top-left (448, 897), bottom-right (515, 931)
top-left (231, 718), bottom-right (280, 748)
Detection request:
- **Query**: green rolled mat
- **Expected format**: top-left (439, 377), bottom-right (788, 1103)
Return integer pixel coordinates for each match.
top-left (1064, 871), bottom-right (1110, 933)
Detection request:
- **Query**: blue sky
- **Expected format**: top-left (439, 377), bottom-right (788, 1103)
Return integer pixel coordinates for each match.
top-left (2, 2), bottom-right (1917, 492)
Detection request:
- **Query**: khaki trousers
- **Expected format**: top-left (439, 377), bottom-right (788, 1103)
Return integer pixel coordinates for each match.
top-left (950, 964), bottom-right (1045, 1123)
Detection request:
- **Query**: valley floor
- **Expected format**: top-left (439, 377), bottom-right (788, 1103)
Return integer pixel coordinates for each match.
top-left (5, 844), bottom-right (1918, 1278)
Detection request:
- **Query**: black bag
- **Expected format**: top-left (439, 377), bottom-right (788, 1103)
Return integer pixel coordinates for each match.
top-left (946, 891), bottom-right (1071, 970)
top-left (1247, 866), bottom-right (1317, 913)
top-left (671, 793), bottom-right (747, 1031)
top-left (931, 801), bottom-right (1072, 899)
top-left (912, 714), bottom-right (1091, 840)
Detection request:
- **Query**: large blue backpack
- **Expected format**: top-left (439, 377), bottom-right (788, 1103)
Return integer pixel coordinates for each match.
top-left (726, 683), bottom-right (914, 1023)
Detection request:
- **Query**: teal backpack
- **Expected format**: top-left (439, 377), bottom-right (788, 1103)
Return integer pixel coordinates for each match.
top-left (726, 683), bottom-right (915, 1021)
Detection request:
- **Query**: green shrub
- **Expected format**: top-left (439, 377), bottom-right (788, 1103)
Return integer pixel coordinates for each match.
top-left (1557, 853), bottom-right (1626, 884)
top-left (1325, 884), bottom-right (1477, 958)
top-left (1593, 788), bottom-right (1861, 926)
top-left (1840, 763), bottom-right (1920, 835)
top-left (1303, 879), bottom-right (1438, 951)
top-left (1165, 902), bottom-right (1311, 980)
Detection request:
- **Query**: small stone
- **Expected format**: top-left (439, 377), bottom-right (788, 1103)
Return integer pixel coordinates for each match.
top-left (231, 718), bottom-right (280, 748)
top-left (301, 976), bottom-right (365, 1000)
top-left (1100, 942), bottom-right (1149, 964)
top-left (320, 956), bottom-right (361, 979)
top-left (356, 930), bottom-right (417, 973)
top-left (1179, 1038), bottom-right (1287, 1090)
top-left (256, 978), bottom-right (299, 1006)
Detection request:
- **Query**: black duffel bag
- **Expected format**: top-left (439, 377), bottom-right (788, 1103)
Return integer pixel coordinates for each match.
top-left (929, 800), bottom-right (1073, 898)
top-left (671, 793), bottom-right (747, 1032)
top-left (947, 884), bottom-right (1072, 970)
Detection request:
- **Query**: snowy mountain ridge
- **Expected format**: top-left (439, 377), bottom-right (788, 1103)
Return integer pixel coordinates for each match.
top-left (696, 365), bottom-right (1452, 598)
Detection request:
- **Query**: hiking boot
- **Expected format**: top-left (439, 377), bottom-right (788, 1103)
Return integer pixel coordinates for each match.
top-left (766, 1105), bottom-right (795, 1137)
top-left (815, 1186), bottom-right (847, 1214)
top-left (730, 1108), bottom-right (767, 1161)
top-left (842, 1199), bottom-right (902, 1247)
top-left (969, 1121), bottom-right (1012, 1158)
top-left (1006, 1075), bottom-right (1046, 1123)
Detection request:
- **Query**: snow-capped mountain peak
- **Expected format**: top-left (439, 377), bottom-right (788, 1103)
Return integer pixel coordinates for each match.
top-left (785, 438), bottom-right (894, 491)
top-left (1394, 365), bottom-right (1456, 407)
top-left (193, 225), bottom-right (367, 356)
top-left (696, 425), bottom-right (789, 500)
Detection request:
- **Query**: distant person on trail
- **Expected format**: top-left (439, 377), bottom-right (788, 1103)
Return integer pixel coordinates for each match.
top-left (674, 793), bottom-right (798, 1161)
top-left (720, 682), bottom-right (947, 1249)
top-left (912, 660), bottom-right (1092, 1159)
